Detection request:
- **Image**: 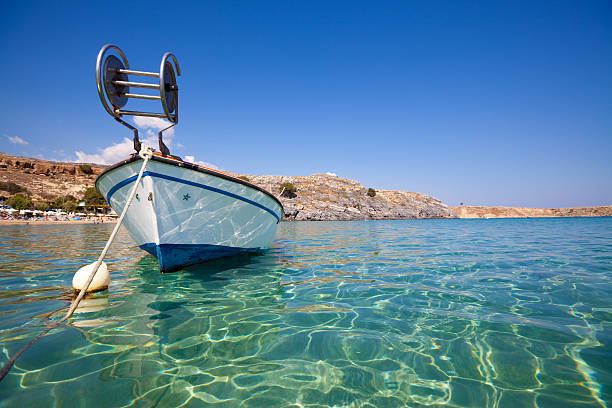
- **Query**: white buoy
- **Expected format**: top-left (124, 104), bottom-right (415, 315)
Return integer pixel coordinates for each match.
top-left (72, 262), bottom-right (110, 292)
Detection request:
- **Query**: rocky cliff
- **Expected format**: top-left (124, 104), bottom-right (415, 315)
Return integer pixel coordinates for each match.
top-left (0, 152), bottom-right (455, 220)
top-left (3, 152), bottom-right (609, 221)
top-left (0, 152), bottom-right (105, 200)
top-left (246, 173), bottom-right (455, 221)
top-left (451, 205), bottom-right (612, 218)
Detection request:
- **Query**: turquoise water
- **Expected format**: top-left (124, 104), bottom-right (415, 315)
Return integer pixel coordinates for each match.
top-left (0, 218), bottom-right (611, 407)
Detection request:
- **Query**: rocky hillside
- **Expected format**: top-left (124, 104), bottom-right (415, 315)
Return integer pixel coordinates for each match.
top-left (451, 205), bottom-right (612, 218)
top-left (0, 152), bottom-right (455, 220)
top-left (7, 152), bottom-right (609, 221)
top-left (3, 152), bottom-right (610, 221)
top-left (247, 174), bottom-right (455, 221)
top-left (0, 152), bottom-right (105, 200)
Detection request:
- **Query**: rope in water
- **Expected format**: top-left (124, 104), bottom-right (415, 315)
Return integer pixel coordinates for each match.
top-left (0, 146), bottom-right (154, 382)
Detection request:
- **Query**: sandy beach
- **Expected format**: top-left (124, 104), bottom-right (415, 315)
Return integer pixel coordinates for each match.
top-left (0, 218), bottom-right (117, 225)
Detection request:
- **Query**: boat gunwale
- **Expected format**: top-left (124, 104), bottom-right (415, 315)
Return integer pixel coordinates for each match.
top-left (95, 153), bottom-right (284, 214)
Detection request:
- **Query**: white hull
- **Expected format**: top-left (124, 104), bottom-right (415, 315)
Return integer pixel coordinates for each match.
top-left (95, 155), bottom-right (283, 271)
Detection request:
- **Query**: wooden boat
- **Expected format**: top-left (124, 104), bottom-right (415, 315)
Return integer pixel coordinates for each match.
top-left (94, 44), bottom-right (283, 271)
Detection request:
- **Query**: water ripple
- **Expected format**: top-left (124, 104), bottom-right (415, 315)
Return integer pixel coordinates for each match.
top-left (0, 218), bottom-right (611, 407)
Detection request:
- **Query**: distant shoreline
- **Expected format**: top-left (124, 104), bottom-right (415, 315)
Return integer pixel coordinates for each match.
top-left (2, 210), bottom-right (611, 225)
top-left (0, 219), bottom-right (117, 225)
top-left (450, 205), bottom-right (612, 219)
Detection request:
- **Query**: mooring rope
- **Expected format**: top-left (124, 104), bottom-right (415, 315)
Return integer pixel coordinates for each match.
top-left (0, 146), bottom-right (154, 382)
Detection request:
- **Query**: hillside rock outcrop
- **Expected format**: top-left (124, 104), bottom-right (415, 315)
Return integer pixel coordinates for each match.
top-left (0, 153), bottom-right (456, 220)
top-left (0, 153), bottom-right (104, 200)
top-left (4, 152), bottom-right (608, 221)
top-left (246, 173), bottom-right (455, 221)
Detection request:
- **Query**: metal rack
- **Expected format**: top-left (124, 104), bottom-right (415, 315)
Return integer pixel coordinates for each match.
top-left (95, 44), bottom-right (181, 156)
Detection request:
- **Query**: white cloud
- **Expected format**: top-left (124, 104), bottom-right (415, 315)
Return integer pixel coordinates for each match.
top-left (325, 172), bottom-right (338, 177)
top-left (130, 117), bottom-right (179, 152)
top-left (184, 155), bottom-right (219, 170)
top-left (133, 117), bottom-right (175, 138)
top-left (132, 116), bottom-right (174, 132)
top-left (73, 121), bottom-right (216, 168)
top-left (74, 138), bottom-right (134, 164)
top-left (73, 117), bottom-right (179, 164)
top-left (5, 134), bottom-right (28, 145)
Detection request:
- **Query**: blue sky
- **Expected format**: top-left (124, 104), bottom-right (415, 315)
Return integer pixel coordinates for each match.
top-left (1, 1), bottom-right (610, 207)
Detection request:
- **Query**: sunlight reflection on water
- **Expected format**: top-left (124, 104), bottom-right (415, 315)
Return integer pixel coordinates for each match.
top-left (0, 218), bottom-right (611, 407)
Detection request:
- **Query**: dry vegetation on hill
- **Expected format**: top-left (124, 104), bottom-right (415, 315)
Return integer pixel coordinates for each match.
top-left (2, 152), bottom-right (609, 220)
top-left (0, 152), bottom-right (104, 201)
top-left (246, 173), bottom-right (455, 220)
top-left (0, 152), bottom-right (455, 219)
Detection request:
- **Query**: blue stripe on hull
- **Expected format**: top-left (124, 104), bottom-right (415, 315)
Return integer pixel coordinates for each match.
top-left (107, 171), bottom-right (281, 222)
top-left (140, 243), bottom-right (259, 272)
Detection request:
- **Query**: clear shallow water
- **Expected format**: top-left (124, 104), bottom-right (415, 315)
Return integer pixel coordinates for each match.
top-left (0, 218), bottom-right (611, 408)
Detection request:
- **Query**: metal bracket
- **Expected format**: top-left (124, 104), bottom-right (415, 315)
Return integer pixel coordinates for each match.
top-left (95, 44), bottom-right (181, 155)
